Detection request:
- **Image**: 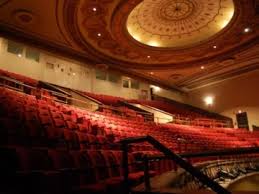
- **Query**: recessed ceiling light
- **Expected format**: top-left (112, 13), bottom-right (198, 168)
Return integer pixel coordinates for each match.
top-left (18, 54), bottom-right (22, 57)
top-left (97, 33), bottom-right (101, 37)
top-left (213, 45), bottom-right (217, 49)
top-left (201, 66), bottom-right (205, 70)
top-left (244, 27), bottom-right (251, 33)
top-left (92, 7), bottom-right (97, 12)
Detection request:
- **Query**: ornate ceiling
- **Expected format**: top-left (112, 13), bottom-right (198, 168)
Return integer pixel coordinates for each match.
top-left (127, 0), bottom-right (234, 47)
top-left (0, 0), bottom-right (258, 91)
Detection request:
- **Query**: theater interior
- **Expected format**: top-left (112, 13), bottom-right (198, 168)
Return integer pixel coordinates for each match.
top-left (0, 0), bottom-right (259, 194)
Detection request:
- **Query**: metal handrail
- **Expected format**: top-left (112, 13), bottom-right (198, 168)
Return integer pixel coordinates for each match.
top-left (119, 136), bottom-right (231, 194)
top-left (138, 146), bottom-right (259, 161)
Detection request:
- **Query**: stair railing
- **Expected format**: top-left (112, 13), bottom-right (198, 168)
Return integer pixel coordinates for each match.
top-left (119, 135), bottom-right (231, 194)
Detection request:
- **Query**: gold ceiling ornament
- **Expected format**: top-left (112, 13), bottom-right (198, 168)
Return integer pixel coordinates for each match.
top-left (127, 0), bottom-right (235, 48)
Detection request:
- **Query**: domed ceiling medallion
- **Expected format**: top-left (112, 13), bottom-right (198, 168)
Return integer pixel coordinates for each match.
top-left (127, 0), bottom-right (235, 48)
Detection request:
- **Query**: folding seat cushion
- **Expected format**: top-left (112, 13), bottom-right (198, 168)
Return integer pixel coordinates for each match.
top-left (38, 108), bottom-right (50, 116)
top-left (112, 151), bottom-right (141, 181)
top-left (16, 148), bottom-right (51, 171)
top-left (48, 106), bottom-right (59, 113)
top-left (24, 110), bottom-right (39, 121)
top-left (48, 150), bottom-right (75, 169)
top-left (87, 134), bottom-right (99, 149)
top-left (15, 148), bottom-right (61, 193)
top-left (71, 150), bottom-right (107, 193)
top-left (48, 150), bottom-right (78, 191)
top-left (96, 135), bottom-right (108, 144)
top-left (25, 94), bottom-right (37, 103)
top-left (44, 126), bottom-right (65, 148)
top-left (38, 103), bottom-right (48, 111)
top-left (62, 114), bottom-right (73, 122)
top-left (96, 135), bottom-right (110, 149)
top-left (116, 151), bottom-right (156, 182)
top-left (50, 111), bottom-right (63, 119)
top-left (78, 123), bottom-right (89, 133)
top-left (89, 120), bottom-right (105, 136)
top-left (102, 151), bottom-right (121, 178)
top-left (23, 118), bottom-right (45, 146)
top-left (66, 121), bottom-right (78, 131)
top-left (63, 129), bottom-right (80, 150)
top-left (77, 116), bottom-right (89, 125)
top-left (0, 117), bottom-right (24, 145)
top-left (76, 132), bottom-right (89, 150)
top-left (53, 118), bottom-right (66, 128)
top-left (6, 104), bottom-right (24, 120)
top-left (39, 114), bottom-right (53, 126)
top-left (87, 150), bottom-right (110, 181)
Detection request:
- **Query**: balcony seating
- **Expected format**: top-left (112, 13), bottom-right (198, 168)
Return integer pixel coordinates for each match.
top-left (1, 86), bottom-right (259, 194)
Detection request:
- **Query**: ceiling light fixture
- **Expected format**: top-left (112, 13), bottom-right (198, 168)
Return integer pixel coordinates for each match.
top-left (92, 7), bottom-right (97, 12)
top-left (97, 33), bottom-right (101, 37)
top-left (213, 45), bottom-right (217, 49)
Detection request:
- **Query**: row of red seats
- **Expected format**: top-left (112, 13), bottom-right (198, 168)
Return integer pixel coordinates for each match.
top-left (128, 99), bottom-right (231, 128)
top-left (2, 86), bottom-right (258, 154)
top-left (83, 91), bottom-right (124, 106)
top-left (164, 124), bottom-right (259, 150)
top-left (1, 146), bottom-right (159, 194)
top-left (3, 72), bottom-right (259, 194)
top-left (0, 67), bottom-right (229, 127)
top-left (0, 87), bottom-right (170, 153)
top-left (128, 99), bottom-right (204, 118)
top-left (0, 68), bottom-right (38, 87)
top-left (0, 88), bottom-right (118, 150)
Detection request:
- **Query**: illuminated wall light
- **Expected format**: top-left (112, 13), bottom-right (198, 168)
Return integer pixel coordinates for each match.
top-left (18, 54), bottom-right (22, 57)
top-left (97, 33), bottom-right (102, 37)
top-left (147, 55), bottom-right (151, 58)
top-left (238, 110), bottom-right (242, 114)
top-left (213, 45), bottom-right (217, 49)
top-left (92, 7), bottom-right (97, 12)
top-left (200, 66), bottom-right (205, 70)
top-left (150, 72), bottom-right (154, 75)
top-left (151, 85), bottom-right (160, 92)
top-left (243, 27), bottom-right (251, 33)
top-left (72, 72), bottom-right (76, 76)
top-left (204, 96), bottom-right (214, 106)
